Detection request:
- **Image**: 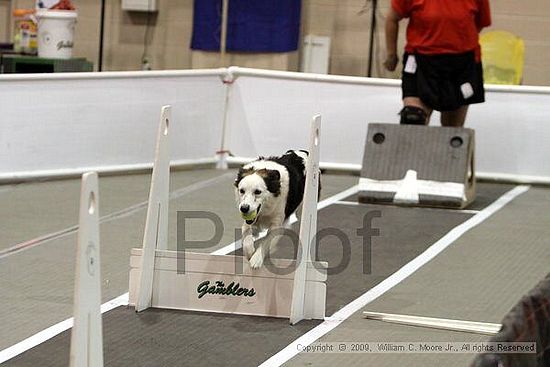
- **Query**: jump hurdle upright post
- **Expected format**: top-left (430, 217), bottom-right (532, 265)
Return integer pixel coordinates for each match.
top-left (70, 172), bottom-right (104, 367)
top-left (290, 114), bottom-right (322, 325)
top-left (136, 105), bottom-right (171, 312)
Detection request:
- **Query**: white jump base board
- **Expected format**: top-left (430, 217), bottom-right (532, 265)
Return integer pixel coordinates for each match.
top-left (129, 249), bottom-right (328, 319)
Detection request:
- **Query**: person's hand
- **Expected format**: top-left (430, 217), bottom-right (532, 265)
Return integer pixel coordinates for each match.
top-left (383, 54), bottom-right (399, 72)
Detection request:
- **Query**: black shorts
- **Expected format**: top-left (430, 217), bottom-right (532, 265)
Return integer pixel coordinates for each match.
top-left (401, 51), bottom-right (485, 112)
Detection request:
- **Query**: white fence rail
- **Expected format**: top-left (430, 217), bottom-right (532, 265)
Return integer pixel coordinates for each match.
top-left (1, 67), bottom-right (549, 183)
top-left (0, 70), bottom-right (226, 181)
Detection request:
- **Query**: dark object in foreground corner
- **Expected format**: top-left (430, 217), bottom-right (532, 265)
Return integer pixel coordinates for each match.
top-left (471, 273), bottom-right (550, 367)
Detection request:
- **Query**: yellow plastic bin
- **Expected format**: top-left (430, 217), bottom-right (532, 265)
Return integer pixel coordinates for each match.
top-left (480, 31), bottom-right (525, 85)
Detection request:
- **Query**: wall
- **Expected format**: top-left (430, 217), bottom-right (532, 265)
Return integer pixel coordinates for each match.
top-left (6, 0), bottom-right (193, 70)
top-left (490, 0), bottom-right (550, 86)
top-left (300, 0), bottom-right (405, 79)
top-left (303, 0), bottom-right (550, 85)
top-left (3, 1), bottom-right (550, 85)
top-left (102, 0), bottom-right (193, 71)
top-left (0, 0), bottom-right (11, 43)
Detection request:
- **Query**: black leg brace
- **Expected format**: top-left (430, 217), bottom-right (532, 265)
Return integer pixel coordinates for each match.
top-left (399, 106), bottom-right (427, 125)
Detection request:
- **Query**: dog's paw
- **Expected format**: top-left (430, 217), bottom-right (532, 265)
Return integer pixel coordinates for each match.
top-left (248, 250), bottom-right (264, 269)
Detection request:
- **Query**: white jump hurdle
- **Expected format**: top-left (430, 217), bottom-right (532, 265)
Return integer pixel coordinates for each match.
top-left (129, 106), bottom-right (327, 323)
top-left (70, 172), bottom-right (104, 367)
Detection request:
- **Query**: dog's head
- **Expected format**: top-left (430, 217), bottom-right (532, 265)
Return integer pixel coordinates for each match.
top-left (234, 167), bottom-right (281, 225)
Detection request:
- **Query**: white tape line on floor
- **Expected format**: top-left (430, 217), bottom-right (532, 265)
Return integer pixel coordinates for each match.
top-left (0, 173), bottom-right (234, 362)
top-left (0, 172), bottom-right (234, 259)
top-left (334, 200), bottom-right (481, 214)
top-left (259, 185), bottom-right (530, 367)
top-left (0, 183), bottom-right (359, 363)
top-left (0, 293), bottom-right (128, 364)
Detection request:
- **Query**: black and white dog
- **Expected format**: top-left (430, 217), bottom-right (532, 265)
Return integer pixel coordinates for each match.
top-left (234, 150), bottom-right (319, 268)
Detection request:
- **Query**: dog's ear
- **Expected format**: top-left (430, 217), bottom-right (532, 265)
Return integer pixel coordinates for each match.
top-left (234, 167), bottom-right (253, 187)
top-left (267, 169), bottom-right (280, 181)
top-left (258, 169), bottom-right (281, 197)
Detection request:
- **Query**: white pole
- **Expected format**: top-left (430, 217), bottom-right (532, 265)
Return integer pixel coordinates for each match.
top-left (70, 172), bottom-right (104, 367)
top-left (290, 114), bottom-right (321, 325)
top-left (136, 105), bottom-right (171, 312)
top-left (216, 70), bottom-right (232, 170)
top-left (216, 0), bottom-right (230, 171)
top-left (220, 0), bottom-right (229, 67)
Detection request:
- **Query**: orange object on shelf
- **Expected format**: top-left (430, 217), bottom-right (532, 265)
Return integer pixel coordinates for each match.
top-left (13, 9), bottom-right (36, 17)
top-left (50, 0), bottom-right (76, 11)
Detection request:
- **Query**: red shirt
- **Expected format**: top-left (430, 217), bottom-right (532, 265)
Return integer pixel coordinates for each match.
top-left (392, 0), bottom-right (491, 61)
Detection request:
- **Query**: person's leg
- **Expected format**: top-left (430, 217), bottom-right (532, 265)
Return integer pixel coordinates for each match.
top-left (441, 105), bottom-right (469, 127)
top-left (400, 53), bottom-right (433, 125)
top-left (402, 97), bottom-right (433, 125)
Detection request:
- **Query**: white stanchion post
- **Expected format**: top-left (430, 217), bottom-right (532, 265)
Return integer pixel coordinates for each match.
top-left (136, 105), bottom-right (171, 312)
top-left (290, 114), bottom-right (321, 325)
top-left (70, 172), bottom-right (104, 367)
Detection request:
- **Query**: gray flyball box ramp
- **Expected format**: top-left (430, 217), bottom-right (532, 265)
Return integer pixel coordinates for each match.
top-left (358, 123), bottom-right (475, 209)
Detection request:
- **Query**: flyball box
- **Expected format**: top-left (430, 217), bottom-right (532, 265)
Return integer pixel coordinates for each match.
top-left (358, 123), bottom-right (476, 209)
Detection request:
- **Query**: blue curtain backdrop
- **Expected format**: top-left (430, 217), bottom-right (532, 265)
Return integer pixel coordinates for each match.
top-left (191, 0), bottom-right (302, 52)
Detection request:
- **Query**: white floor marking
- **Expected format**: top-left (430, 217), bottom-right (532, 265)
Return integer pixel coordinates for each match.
top-left (0, 173), bottom-right (234, 259)
top-left (0, 293), bottom-right (128, 364)
top-left (0, 184), bottom-right (359, 363)
top-left (258, 185), bottom-right (530, 367)
top-left (2, 184), bottom-right (528, 364)
top-left (335, 200), bottom-right (481, 214)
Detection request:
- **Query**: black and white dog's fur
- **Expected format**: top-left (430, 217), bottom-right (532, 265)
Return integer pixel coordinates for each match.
top-left (234, 150), bottom-right (319, 268)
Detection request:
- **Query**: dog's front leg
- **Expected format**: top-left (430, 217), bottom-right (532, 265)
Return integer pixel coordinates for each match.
top-left (242, 224), bottom-right (255, 260)
top-left (249, 225), bottom-right (284, 269)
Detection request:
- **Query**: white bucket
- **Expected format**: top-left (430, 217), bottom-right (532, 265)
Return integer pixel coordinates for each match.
top-left (36, 10), bottom-right (77, 59)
